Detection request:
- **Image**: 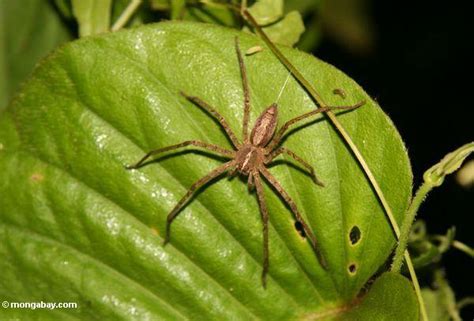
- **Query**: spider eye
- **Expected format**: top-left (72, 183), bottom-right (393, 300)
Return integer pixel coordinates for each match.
top-left (250, 104), bottom-right (278, 147)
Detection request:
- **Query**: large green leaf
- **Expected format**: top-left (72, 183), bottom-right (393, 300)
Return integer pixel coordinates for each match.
top-left (0, 21), bottom-right (412, 320)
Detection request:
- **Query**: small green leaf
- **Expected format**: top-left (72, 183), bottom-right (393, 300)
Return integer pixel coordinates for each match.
top-left (409, 220), bottom-right (427, 242)
top-left (150, 0), bottom-right (170, 11)
top-left (245, 0), bottom-right (305, 46)
top-left (422, 270), bottom-right (462, 321)
top-left (183, 3), bottom-right (239, 28)
top-left (247, 0), bottom-right (284, 26)
top-left (335, 273), bottom-right (419, 321)
top-left (72, 0), bottom-right (112, 37)
top-left (262, 10), bottom-right (305, 47)
top-left (170, 0), bottom-right (186, 20)
top-left (436, 227), bottom-right (456, 254)
top-left (0, 0), bottom-right (71, 110)
top-left (424, 142), bottom-right (474, 187)
top-left (285, 0), bottom-right (322, 51)
top-left (408, 240), bottom-right (441, 269)
top-left (405, 222), bottom-right (457, 269)
top-left (0, 22), bottom-right (412, 319)
top-left (54, 0), bottom-right (73, 19)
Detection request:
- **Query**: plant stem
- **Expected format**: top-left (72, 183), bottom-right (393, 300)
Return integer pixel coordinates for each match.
top-left (242, 8), bottom-right (429, 321)
top-left (405, 255), bottom-right (428, 321)
top-left (457, 297), bottom-right (474, 310)
top-left (451, 240), bottom-right (474, 257)
top-left (111, 0), bottom-right (142, 32)
top-left (391, 181), bottom-right (432, 273)
top-left (431, 236), bottom-right (474, 257)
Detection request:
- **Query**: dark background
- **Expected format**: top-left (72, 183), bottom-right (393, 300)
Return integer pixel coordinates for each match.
top-left (316, 0), bottom-right (473, 318)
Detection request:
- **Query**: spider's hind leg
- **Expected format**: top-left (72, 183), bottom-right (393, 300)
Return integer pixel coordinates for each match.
top-left (253, 171), bottom-right (270, 288)
top-left (266, 100), bottom-right (365, 151)
top-left (266, 147), bottom-right (324, 187)
top-left (259, 167), bottom-right (328, 270)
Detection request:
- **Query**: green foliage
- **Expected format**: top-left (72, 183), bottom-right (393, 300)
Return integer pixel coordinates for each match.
top-left (0, 21), bottom-right (414, 320)
top-left (71, 0), bottom-right (113, 37)
top-left (54, 0), bottom-right (74, 18)
top-left (178, 1), bottom-right (239, 28)
top-left (337, 273), bottom-right (419, 321)
top-left (170, 0), bottom-right (186, 20)
top-left (0, 0), bottom-right (71, 110)
top-left (422, 271), bottom-right (462, 321)
top-left (407, 221), bottom-right (455, 269)
top-left (260, 10), bottom-right (304, 46)
top-left (246, 0), bottom-right (305, 46)
top-left (150, 0), bottom-right (171, 11)
top-left (247, 0), bottom-right (283, 25)
top-left (391, 142), bottom-right (474, 273)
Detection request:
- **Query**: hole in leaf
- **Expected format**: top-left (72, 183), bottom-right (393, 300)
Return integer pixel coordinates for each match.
top-left (348, 263), bottom-right (357, 274)
top-left (349, 225), bottom-right (361, 245)
top-left (294, 221), bottom-right (306, 238)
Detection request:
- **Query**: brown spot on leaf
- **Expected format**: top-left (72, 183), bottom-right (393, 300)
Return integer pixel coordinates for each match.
top-left (150, 226), bottom-right (159, 236)
top-left (30, 173), bottom-right (44, 182)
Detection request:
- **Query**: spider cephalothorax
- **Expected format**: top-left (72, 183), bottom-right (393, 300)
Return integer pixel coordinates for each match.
top-left (127, 37), bottom-right (364, 287)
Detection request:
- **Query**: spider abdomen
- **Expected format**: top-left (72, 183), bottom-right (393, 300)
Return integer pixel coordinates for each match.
top-left (250, 104), bottom-right (278, 147)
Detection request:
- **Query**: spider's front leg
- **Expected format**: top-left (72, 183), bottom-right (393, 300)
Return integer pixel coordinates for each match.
top-left (266, 100), bottom-right (365, 151)
top-left (235, 37), bottom-right (251, 144)
top-left (180, 92), bottom-right (241, 148)
top-left (125, 140), bottom-right (234, 169)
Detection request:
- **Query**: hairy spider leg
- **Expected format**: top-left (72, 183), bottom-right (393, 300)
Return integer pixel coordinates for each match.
top-left (253, 171), bottom-right (270, 288)
top-left (247, 172), bottom-right (255, 191)
top-left (180, 92), bottom-right (241, 148)
top-left (126, 140), bottom-right (234, 169)
top-left (266, 147), bottom-right (324, 187)
top-left (259, 166), bottom-right (329, 270)
top-left (164, 160), bottom-right (237, 245)
top-left (235, 37), bottom-right (251, 143)
top-left (266, 100), bottom-right (365, 151)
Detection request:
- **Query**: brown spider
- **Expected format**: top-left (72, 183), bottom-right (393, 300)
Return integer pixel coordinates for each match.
top-left (127, 37), bottom-right (364, 287)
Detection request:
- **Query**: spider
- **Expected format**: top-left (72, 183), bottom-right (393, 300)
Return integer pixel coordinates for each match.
top-left (126, 37), bottom-right (365, 287)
